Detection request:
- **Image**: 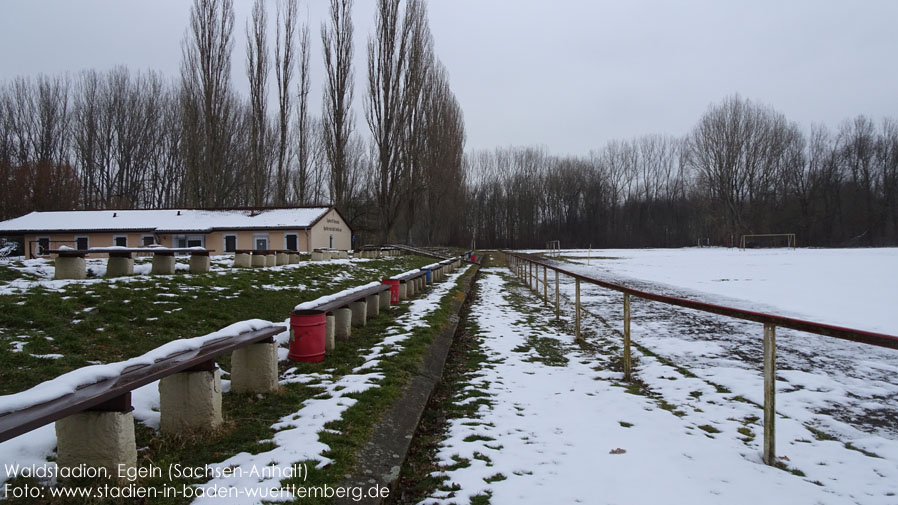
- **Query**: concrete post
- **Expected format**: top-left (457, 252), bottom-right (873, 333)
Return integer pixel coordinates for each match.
top-left (289, 253), bottom-right (300, 264)
top-left (265, 254), bottom-right (277, 267)
top-left (338, 251), bottom-right (349, 259)
top-left (151, 254), bottom-right (176, 275)
top-left (323, 251), bottom-right (334, 260)
top-left (350, 300), bottom-right (367, 327)
top-left (56, 410), bottom-right (137, 477)
top-left (276, 252), bottom-right (289, 266)
top-left (159, 368), bottom-right (223, 433)
top-left (311, 251), bottom-right (324, 261)
top-left (233, 253), bottom-right (252, 268)
top-left (406, 278), bottom-right (416, 297)
top-left (398, 281), bottom-right (408, 300)
top-left (106, 256), bottom-right (134, 277)
top-left (55, 255), bottom-right (86, 280)
top-left (335, 307), bottom-right (352, 340)
top-left (230, 341), bottom-right (279, 394)
top-left (189, 254), bottom-right (211, 274)
top-left (366, 294), bottom-right (379, 318)
top-left (252, 254), bottom-right (267, 267)
top-left (325, 315), bottom-right (336, 352)
top-left (379, 290), bottom-right (390, 309)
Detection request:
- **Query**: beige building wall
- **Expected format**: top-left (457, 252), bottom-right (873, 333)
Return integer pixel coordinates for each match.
top-left (26, 232), bottom-right (161, 258)
top-left (309, 209), bottom-right (351, 250)
top-left (206, 229), bottom-right (311, 253)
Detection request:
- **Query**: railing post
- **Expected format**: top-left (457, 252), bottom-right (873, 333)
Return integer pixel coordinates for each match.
top-left (543, 265), bottom-right (548, 302)
top-left (763, 323), bottom-right (776, 465)
top-left (555, 270), bottom-right (561, 319)
top-left (575, 278), bottom-right (581, 341)
top-left (623, 293), bottom-right (632, 381)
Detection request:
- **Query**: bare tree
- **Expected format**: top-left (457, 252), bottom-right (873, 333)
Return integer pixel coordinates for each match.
top-left (246, 0), bottom-right (270, 206)
top-left (271, 0), bottom-right (295, 205)
top-left (180, 0), bottom-right (237, 207)
top-left (292, 5), bottom-right (313, 205)
top-left (321, 0), bottom-right (354, 210)
top-left (366, 0), bottom-right (422, 241)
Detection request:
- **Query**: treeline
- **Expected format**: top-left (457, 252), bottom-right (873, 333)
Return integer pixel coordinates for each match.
top-left (465, 95), bottom-right (898, 249)
top-left (0, 0), bottom-right (466, 245)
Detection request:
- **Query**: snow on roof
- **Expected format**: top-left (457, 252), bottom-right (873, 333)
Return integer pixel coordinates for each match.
top-left (0, 208), bottom-right (331, 234)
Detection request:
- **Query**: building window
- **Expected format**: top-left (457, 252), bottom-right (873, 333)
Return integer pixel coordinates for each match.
top-left (37, 237), bottom-right (50, 256)
top-left (175, 234), bottom-right (204, 249)
top-left (141, 235), bottom-right (156, 247)
top-left (75, 236), bottom-right (89, 250)
top-left (187, 235), bottom-right (204, 248)
top-left (253, 233), bottom-right (269, 250)
top-left (113, 235), bottom-right (128, 247)
top-left (224, 235), bottom-right (237, 253)
top-left (285, 233), bottom-right (298, 251)
top-left (329, 234), bottom-right (333, 249)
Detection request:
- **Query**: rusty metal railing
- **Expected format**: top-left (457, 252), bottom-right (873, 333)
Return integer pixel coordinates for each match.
top-left (502, 250), bottom-right (898, 466)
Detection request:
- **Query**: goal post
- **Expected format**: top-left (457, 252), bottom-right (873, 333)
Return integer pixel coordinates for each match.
top-left (740, 233), bottom-right (796, 249)
top-left (546, 240), bottom-right (561, 257)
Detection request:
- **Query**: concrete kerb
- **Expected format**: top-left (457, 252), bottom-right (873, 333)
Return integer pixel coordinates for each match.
top-left (335, 263), bottom-right (480, 505)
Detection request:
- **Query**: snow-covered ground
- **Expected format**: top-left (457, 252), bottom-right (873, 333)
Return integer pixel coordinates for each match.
top-left (529, 247), bottom-right (898, 335)
top-left (425, 267), bottom-right (898, 504)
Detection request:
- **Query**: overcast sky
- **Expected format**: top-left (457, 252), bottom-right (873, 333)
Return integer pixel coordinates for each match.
top-left (1, 0), bottom-right (896, 156)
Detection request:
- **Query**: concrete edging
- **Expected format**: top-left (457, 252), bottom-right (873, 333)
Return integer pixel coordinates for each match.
top-left (336, 263), bottom-right (480, 505)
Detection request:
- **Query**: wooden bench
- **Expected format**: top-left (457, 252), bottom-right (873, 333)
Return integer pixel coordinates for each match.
top-left (48, 247), bottom-right (215, 279)
top-left (0, 324), bottom-right (284, 473)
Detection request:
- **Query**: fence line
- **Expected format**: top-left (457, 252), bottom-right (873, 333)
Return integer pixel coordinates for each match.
top-left (502, 250), bottom-right (898, 466)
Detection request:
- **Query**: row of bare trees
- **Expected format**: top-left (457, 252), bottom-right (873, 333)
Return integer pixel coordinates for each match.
top-left (466, 95), bottom-right (898, 248)
top-left (0, 0), bottom-right (466, 246)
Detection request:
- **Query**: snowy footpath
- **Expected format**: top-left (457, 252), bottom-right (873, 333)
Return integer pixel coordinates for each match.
top-left (423, 268), bottom-right (898, 505)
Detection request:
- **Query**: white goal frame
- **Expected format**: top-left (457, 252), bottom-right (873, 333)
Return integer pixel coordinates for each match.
top-left (546, 240), bottom-right (561, 257)
top-left (740, 233), bottom-right (796, 249)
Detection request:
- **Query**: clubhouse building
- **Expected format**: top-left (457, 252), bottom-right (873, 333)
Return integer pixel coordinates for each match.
top-left (0, 207), bottom-right (352, 258)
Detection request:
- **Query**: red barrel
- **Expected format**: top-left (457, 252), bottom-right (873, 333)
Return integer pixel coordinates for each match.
top-left (288, 310), bottom-right (326, 362)
top-left (382, 279), bottom-right (400, 305)
top-left (471, 254), bottom-right (477, 263)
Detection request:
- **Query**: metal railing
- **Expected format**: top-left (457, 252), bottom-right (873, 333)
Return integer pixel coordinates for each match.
top-left (502, 250), bottom-right (898, 466)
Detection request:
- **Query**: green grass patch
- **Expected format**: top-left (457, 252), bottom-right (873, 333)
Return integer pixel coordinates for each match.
top-left (483, 473), bottom-right (506, 483)
top-left (0, 256), bottom-right (433, 395)
top-left (698, 424), bottom-right (721, 434)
